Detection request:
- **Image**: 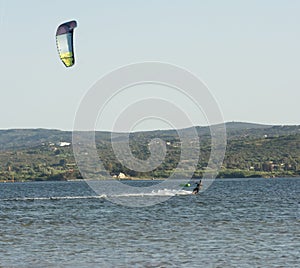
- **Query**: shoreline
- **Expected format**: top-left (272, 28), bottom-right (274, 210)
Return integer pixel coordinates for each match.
top-left (1, 175), bottom-right (300, 183)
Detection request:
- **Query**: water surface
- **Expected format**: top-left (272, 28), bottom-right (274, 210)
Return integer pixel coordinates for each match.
top-left (0, 178), bottom-right (299, 267)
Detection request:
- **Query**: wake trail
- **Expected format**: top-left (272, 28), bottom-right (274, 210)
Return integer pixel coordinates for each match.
top-left (0, 189), bottom-right (193, 202)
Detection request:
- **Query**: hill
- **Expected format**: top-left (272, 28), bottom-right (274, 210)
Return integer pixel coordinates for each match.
top-left (1, 122), bottom-right (299, 150)
top-left (0, 122), bottom-right (300, 181)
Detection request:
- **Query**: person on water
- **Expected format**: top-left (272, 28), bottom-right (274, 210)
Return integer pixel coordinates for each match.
top-left (192, 179), bottom-right (202, 194)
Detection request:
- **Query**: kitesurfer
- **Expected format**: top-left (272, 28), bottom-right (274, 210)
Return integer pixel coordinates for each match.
top-left (192, 179), bottom-right (202, 194)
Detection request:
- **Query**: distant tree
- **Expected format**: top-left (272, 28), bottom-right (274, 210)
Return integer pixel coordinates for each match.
top-left (59, 159), bottom-right (67, 167)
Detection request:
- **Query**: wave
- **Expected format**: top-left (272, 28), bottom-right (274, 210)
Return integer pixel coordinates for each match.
top-left (0, 189), bottom-right (193, 202)
top-left (0, 195), bottom-right (106, 202)
top-left (111, 189), bottom-right (192, 197)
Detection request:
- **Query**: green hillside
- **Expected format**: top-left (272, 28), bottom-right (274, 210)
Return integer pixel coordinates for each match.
top-left (0, 122), bottom-right (300, 181)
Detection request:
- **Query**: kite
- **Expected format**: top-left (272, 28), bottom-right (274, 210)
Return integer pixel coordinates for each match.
top-left (56, 20), bottom-right (77, 67)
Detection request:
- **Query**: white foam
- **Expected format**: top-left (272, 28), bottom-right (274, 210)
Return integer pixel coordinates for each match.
top-left (0, 195), bottom-right (107, 202)
top-left (1, 189), bottom-right (192, 202)
top-left (111, 189), bottom-right (192, 197)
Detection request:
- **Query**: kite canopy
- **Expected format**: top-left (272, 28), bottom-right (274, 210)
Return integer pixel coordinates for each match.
top-left (56, 20), bottom-right (77, 67)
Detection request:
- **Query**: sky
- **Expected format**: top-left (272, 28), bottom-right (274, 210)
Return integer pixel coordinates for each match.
top-left (0, 0), bottom-right (299, 131)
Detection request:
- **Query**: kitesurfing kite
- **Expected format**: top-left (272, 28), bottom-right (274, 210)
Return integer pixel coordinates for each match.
top-left (56, 20), bottom-right (77, 67)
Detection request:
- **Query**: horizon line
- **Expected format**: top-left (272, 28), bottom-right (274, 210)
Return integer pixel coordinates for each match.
top-left (0, 121), bottom-right (299, 133)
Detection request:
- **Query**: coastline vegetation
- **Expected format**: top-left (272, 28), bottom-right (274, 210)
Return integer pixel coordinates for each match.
top-left (0, 123), bottom-right (300, 182)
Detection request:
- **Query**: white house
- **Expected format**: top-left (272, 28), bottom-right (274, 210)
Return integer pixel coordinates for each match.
top-left (58, 142), bottom-right (71, 147)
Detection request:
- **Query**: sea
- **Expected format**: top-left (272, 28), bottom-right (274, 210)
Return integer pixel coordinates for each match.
top-left (0, 178), bottom-right (299, 268)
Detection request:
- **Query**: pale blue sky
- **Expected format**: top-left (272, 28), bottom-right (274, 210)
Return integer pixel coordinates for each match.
top-left (0, 0), bottom-right (299, 130)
